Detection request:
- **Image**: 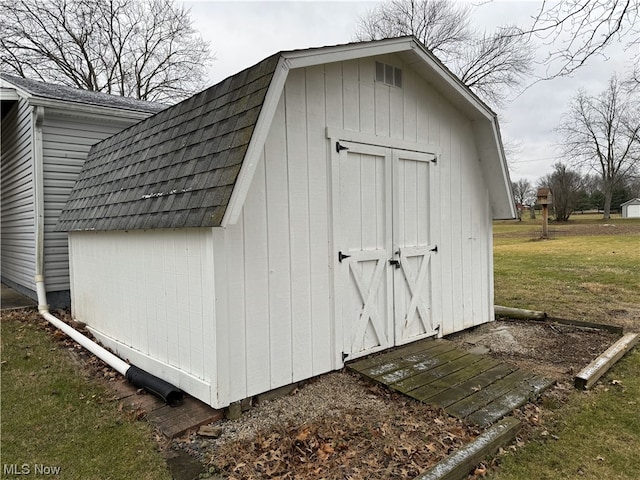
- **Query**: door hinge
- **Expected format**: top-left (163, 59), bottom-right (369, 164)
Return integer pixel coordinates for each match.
top-left (430, 245), bottom-right (438, 253)
top-left (338, 251), bottom-right (351, 262)
top-left (431, 155), bottom-right (438, 164)
top-left (336, 141), bottom-right (349, 153)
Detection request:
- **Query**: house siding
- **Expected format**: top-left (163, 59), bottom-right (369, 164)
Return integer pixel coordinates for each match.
top-left (1, 100), bottom-right (36, 294)
top-left (41, 113), bottom-right (138, 293)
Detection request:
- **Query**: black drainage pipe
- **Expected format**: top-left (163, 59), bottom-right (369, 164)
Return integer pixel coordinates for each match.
top-left (125, 365), bottom-right (184, 406)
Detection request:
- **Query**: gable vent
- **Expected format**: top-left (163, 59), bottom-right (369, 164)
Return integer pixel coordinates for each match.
top-left (375, 61), bottom-right (402, 88)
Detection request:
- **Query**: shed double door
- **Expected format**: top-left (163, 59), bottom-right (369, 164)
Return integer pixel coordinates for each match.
top-left (335, 141), bottom-right (439, 361)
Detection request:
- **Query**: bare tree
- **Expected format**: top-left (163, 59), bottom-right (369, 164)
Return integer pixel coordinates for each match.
top-left (557, 75), bottom-right (640, 219)
top-left (538, 163), bottom-right (585, 221)
top-left (0, 0), bottom-right (213, 103)
top-left (512, 179), bottom-right (534, 207)
top-left (353, 0), bottom-right (533, 107)
top-left (526, 0), bottom-right (640, 81)
top-left (512, 178), bottom-right (534, 220)
top-left (354, 0), bottom-right (472, 56)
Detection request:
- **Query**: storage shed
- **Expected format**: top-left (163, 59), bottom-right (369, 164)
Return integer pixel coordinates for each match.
top-left (0, 74), bottom-right (164, 307)
top-left (621, 198), bottom-right (640, 218)
top-left (57, 37), bottom-right (516, 408)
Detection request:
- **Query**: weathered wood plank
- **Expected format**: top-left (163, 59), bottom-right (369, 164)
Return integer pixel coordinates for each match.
top-left (349, 339), bottom-right (553, 428)
top-left (446, 370), bottom-right (533, 419)
top-left (366, 343), bottom-right (460, 378)
top-left (147, 397), bottom-right (223, 439)
top-left (354, 343), bottom-right (460, 382)
top-left (415, 417), bottom-right (521, 480)
top-left (392, 352), bottom-right (480, 393)
top-left (466, 376), bottom-right (555, 426)
top-left (346, 338), bottom-right (447, 372)
top-left (574, 333), bottom-right (639, 390)
top-left (548, 317), bottom-right (624, 335)
top-left (423, 363), bottom-right (516, 408)
top-left (494, 305), bottom-right (545, 320)
top-left (408, 356), bottom-right (500, 402)
top-left (373, 347), bottom-right (471, 384)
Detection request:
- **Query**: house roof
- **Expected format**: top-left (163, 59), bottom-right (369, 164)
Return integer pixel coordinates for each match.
top-left (621, 198), bottom-right (640, 206)
top-left (57, 37), bottom-right (516, 232)
top-left (0, 73), bottom-right (166, 114)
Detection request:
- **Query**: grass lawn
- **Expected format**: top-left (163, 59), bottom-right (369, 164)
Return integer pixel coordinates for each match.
top-left (0, 309), bottom-right (171, 480)
top-left (493, 214), bottom-right (640, 329)
top-left (1, 213), bottom-right (637, 479)
top-left (488, 214), bottom-right (640, 479)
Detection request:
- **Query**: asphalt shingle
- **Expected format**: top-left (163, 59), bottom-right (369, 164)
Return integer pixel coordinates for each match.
top-left (56, 53), bottom-right (280, 232)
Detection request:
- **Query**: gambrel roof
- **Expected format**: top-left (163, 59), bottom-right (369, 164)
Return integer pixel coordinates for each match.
top-left (57, 37), bottom-right (516, 232)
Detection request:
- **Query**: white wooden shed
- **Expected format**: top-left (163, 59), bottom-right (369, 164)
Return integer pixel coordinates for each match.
top-left (0, 74), bottom-right (164, 307)
top-left (57, 37), bottom-right (516, 409)
top-left (621, 198), bottom-right (640, 218)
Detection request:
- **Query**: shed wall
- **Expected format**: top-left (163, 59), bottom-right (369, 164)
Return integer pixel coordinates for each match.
top-left (1, 100), bottom-right (36, 294)
top-left (66, 54), bottom-right (496, 409)
top-left (42, 113), bottom-right (138, 293)
top-left (214, 55), bottom-right (493, 406)
top-left (69, 229), bottom-right (216, 405)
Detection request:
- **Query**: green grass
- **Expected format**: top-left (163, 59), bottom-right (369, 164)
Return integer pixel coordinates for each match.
top-left (489, 348), bottom-right (640, 480)
top-left (1, 310), bottom-right (171, 480)
top-left (488, 215), bottom-right (640, 479)
top-left (493, 217), bottom-right (640, 326)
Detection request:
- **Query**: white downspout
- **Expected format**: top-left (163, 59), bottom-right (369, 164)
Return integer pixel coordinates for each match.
top-left (35, 277), bottom-right (130, 375)
top-left (31, 106), bottom-right (182, 403)
top-left (31, 106), bottom-right (130, 375)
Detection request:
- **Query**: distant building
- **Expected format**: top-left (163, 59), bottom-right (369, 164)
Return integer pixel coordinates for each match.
top-left (1, 74), bottom-right (165, 307)
top-left (621, 198), bottom-right (640, 218)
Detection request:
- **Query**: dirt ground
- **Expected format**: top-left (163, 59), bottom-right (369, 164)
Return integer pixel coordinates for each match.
top-left (169, 318), bottom-right (620, 480)
top-left (3, 308), bottom-right (622, 480)
top-left (447, 319), bottom-right (619, 381)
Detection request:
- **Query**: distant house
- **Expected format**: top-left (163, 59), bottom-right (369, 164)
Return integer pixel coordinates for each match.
top-left (57, 37), bottom-right (516, 408)
top-left (0, 74), bottom-right (165, 307)
top-left (621, 198), bottom-right (640, 218)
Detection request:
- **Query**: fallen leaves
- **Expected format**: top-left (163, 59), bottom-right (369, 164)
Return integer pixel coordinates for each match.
top-left (208, 401), bottom-right (479, 479)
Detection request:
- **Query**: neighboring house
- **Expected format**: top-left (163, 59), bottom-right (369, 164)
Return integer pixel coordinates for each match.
top-left (0, 73), bottom-right (165, 308)
top-left (621, 198), bottom-right (640, 218)
top-left (57, 37), bottom-right (516, 409)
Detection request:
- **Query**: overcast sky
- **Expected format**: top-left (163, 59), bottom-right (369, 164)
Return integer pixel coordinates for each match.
top-left (184, 0), bottom-right (634, 184)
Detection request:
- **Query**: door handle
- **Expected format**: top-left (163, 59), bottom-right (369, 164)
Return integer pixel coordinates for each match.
top-left (389, 259), bottom-right (401, 269)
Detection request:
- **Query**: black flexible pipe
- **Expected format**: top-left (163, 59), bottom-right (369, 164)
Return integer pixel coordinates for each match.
top-left (125, 365), bottom-right (184, 406)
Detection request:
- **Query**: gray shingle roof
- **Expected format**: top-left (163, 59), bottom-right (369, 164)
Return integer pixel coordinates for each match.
top-left (0, 73), bottom-right (166, 113)
top-left (56, 53), bottom-right (280, 231)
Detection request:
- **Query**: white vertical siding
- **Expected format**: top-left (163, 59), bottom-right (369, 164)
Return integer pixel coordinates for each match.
top-left (42, 114), bottom-right (139, 292)
top-left (1, 100), bottom-right (36, 293)
top-left (214, 54), bottom-right (494, 404)
top-left (65, 53), bottom-right (496, 409)
top-left (69, 229), bottom-right (215, 405)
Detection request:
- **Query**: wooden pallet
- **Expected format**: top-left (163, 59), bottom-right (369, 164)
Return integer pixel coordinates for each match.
top-left (110, 378), bottom-right (223, 438)
top-left (348, 339), bottom-right (554, 426)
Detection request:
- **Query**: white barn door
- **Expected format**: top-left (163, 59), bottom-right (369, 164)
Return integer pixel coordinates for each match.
top-left (393, 150), bottom-right (439, 345)
top-left (337, 143), bottom-right (394, 359)
top-left (334, 141), bottom-right (438, 361)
